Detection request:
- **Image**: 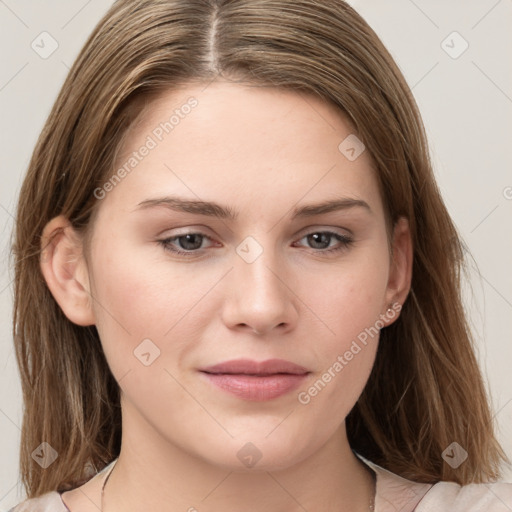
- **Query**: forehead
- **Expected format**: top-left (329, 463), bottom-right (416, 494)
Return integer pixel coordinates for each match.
top-left (99, 81), bottom-right (382, 220)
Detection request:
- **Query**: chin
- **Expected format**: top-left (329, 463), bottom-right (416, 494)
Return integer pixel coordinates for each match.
top-left (196, 433), bottom-right (315, 473)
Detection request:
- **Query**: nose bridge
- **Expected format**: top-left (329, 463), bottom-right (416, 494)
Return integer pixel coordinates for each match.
top-left (234, 234), bottom-right (284, 298)
top-left (224, 234), bottom-right (296, 333)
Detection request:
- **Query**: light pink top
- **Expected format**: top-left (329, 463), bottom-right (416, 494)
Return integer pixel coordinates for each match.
top-left (9, 454), bottom-right (512, 511)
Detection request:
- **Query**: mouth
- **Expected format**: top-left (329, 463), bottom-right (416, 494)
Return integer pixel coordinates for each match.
top-left (200, 372), bottom-right (310, 401)
top-left (202, 372), bottom-right (304, 376)
top-left (199, 358), bottom-right (310, 376)
top-left (198, 359), bottom-right (310, 401)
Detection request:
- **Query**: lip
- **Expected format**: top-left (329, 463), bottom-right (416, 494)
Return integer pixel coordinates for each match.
top-left (200, 358), bottom-right (309, 375)
top-left (199, 358), bottom-right (310, 401)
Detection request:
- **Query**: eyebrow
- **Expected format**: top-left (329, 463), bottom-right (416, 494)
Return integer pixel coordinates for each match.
top-left (134, 195), bottom-right (372, 220)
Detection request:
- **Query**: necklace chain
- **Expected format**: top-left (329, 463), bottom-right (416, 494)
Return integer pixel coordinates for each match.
top-left (369, 466), bottom-right (376, 511)
top-left (100, 460), bottom-right (376, 512)
top-left (100, 459), bottom-right (116, 512)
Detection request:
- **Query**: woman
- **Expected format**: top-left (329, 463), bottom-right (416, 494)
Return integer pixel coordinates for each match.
top-left (9, 0), bottom-right (511, 511)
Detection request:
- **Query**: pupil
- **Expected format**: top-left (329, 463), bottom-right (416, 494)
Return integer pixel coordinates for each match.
top-left (180, 234), bottom-right (202, 250)
top-left (309, 233), bottom-right (329, 249)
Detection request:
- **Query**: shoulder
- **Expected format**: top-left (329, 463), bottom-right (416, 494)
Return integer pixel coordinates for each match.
top-left (416, 479), bottom-right (512, 511)
top-left (354, 451), bottom-right (512, 512)
top-left (7, 491), bottom-right (69, 512)
top-left (8, 459), bottom-right (117, 512)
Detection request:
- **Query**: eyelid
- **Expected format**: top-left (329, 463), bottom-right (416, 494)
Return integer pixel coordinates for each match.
top-left (296, 224), bottom-right (353, 238)
top-left (159, 225), bottom-right (352, 243)
top-left (158, 226), bottom-right (354, 258)
top-left (163, 231), bottom-right (217, 247)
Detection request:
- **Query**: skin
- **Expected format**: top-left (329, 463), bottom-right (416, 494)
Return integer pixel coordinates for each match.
top-left (41, 81), bottom-right (412, 512)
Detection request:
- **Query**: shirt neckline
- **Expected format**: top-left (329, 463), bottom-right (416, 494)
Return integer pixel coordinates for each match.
top-left (354, 451), bottom-right (434, 512)
top-left (59, 455), bottom-right (433, 512)
top-left (58, 460), bottom-right (117, 512)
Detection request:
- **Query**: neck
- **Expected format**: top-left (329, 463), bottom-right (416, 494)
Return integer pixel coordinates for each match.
top-left (103, 400), bottom-right (375, 512)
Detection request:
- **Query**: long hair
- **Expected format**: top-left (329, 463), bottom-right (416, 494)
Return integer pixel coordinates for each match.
top-left (11, 0), bottom-right (509, 498)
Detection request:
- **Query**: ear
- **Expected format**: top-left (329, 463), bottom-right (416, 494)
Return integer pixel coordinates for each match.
top-left (40, 215), bottom-right (95, 326)
top-left (381, 216), bottom-right (413, 327)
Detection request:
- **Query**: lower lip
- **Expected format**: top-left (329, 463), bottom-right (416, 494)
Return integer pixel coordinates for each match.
top-left (200, 372), bottom-right (309, 401)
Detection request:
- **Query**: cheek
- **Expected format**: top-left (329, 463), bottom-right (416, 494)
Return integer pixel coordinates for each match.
top-left (303, 251), bottom-right (389, 342)
top-left (87, 240), bottom-right (166, 372)
top-left (294, 280), bottom-right (384, 423)
top-left (87, 239), bottom-right (224, 376)
top-left (295, 250), bottom-right (388, 396)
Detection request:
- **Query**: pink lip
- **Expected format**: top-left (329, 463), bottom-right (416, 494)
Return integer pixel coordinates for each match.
top-left (199, 358), bottom-right (310, 401)
top-left (200, 358), bottom-right (309, 375)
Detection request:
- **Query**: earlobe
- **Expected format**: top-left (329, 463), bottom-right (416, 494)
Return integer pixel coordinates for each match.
top-left (40, 216), bottom-right (96, 326)
top-left (382, 216), bottom-right (413, 326)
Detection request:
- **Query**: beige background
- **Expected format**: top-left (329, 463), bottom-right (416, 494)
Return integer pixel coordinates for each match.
top-left (1, 0), bottom-right (511, 508)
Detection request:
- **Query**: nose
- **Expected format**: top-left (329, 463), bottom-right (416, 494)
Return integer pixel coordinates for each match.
top-left (221, 243), bottom-right (298, 336)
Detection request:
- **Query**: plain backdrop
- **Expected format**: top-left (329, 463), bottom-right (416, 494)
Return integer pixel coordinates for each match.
top-left (1, 0), bottom-right (511, 509)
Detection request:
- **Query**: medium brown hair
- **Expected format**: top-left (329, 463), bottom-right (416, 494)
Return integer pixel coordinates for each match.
top-left (12, 0), bottom-right (509, 498)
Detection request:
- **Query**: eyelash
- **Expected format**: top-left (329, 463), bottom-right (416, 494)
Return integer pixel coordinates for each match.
top-left (157, 230), bottom-right (354, 257)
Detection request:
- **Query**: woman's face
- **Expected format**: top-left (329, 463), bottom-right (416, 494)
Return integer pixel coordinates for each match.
top-left (77, 81), bottom-right (409, 470)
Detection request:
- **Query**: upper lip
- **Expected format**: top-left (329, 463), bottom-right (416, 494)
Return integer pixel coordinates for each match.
top-left (200, 358), bottom-right (310, 375)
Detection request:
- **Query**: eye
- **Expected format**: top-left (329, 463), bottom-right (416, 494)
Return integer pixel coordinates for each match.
top-left (157, 232), bottom-right (215, 256)
top-left (294, 230), bottom-right (354, 254)
top-left (157, 229), bottom-right (354, 258)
